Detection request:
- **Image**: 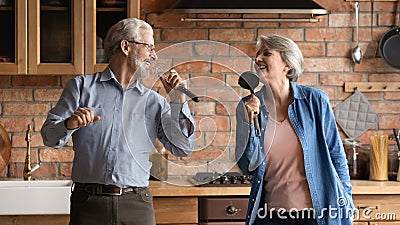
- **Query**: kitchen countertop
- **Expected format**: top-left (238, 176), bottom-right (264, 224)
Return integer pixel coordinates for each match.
top-left (149, 179), bottom-right (400, 197)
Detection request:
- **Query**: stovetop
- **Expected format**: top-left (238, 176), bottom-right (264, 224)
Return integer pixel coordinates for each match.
top-left (189, 172), bottom-right (253, 187)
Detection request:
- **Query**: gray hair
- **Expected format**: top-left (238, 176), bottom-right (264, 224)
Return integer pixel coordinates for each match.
top-left (256, 34), bottom-right (304, 82)
top-left (103, 18), bottom-right (153, 59)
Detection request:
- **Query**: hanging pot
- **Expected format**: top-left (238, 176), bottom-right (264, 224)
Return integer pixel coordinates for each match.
top-left (379, 4), bottom-right (400, 69)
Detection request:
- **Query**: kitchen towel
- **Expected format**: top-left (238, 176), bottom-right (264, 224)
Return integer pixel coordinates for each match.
top-left (334, 89), bottom-right (378, 139)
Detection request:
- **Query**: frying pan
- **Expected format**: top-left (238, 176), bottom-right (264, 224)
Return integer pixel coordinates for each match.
top-left (0, 124), bottom-right (11, 174)
top-left (379, 3), bottom-right (400, 69)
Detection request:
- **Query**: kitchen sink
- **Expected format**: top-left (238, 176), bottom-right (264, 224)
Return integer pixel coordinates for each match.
top-left (0, 180), bottom-right (72, 215)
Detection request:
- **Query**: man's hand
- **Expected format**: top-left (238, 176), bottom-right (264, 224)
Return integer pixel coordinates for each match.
top-left (159, 69), bottom-right (186, 103)
top-left (65, 107), bottom-right (101, 130)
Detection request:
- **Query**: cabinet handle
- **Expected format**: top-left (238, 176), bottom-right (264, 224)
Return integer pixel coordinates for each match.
top-left (357, 205), bottom-right (378, 210)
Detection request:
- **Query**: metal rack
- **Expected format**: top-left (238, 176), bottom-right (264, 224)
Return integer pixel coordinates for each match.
top-left (345, 82), bottom-right (400, 92)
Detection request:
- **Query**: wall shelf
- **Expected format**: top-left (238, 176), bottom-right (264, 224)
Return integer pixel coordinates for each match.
top-left (345, 82), bottom-right (400, 92)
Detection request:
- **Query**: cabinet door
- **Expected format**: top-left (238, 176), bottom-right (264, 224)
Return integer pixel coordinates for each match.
top-left (28, 0), bottom-right (84, 74)
top-left (0, 0), bottom-right (27, 75)
top-left (85, 0), bottom-right (140, 74)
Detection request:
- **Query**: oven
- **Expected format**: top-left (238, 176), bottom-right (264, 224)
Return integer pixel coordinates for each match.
top-left (199, 197), bottom-right (248, 225)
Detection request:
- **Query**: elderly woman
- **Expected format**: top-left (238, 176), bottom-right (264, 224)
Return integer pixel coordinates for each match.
top-left (235, 34), bottom-right (355, 225)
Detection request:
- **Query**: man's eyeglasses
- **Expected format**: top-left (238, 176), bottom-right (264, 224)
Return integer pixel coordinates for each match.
top-left (127, 40), bottom-right (155, 53)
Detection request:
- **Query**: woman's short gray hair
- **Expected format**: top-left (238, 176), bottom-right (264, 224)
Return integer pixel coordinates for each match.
top-left (103, 18), bottom-right (153, 59)
top-left (256, 34), bottom-right (304, 82)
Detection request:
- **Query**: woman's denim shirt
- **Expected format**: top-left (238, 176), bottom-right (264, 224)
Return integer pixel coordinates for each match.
top-left (235, 82), bottom-right (355, 225)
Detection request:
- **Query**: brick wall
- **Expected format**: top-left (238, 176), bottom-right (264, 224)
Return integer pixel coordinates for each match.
top-left (0, 0), bottom-right (399, 180)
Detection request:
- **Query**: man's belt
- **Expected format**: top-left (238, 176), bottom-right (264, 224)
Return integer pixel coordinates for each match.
top-left (73, 183), bottom-right (141, 196)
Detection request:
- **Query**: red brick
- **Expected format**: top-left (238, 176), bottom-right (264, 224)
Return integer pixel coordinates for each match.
top-left (385, 92), bottom-right (400, 100)
top-left (39, 148), bottom-right (74, 163)
top-left (297, 73), bottom-right (318, 86)
top-left (12, 75), bottom-right (59, 87)
top-left (305, 58), bottom-right (351, 73)
top-left (31, 163), bottom-right (57, 179)
top-left (305, 28), bottom-right (352, 41)
top-left (372, 101), bottom-right (400, 114)
top-left (59, 163), bottom-right (73, 177)
top-left (258, 29), bottom-right (303, 42)
top-left (0, 76), bottom-right (10, 87)
top-left (193, 102), bottom-right (216, 116)
top-left (320, 73), bottom-right (366, 86)
top-left (194, 42), bottom-right (230, 57)
top-left (190, 74), bottom-right (224, 87)
top-left (0, 117), bottom-right (33, 132)
top-left (225, 73), bottom-right (242, 88)
top-left (2, 103), bottom-right (49, 116)
top-left (297, 43), bottom-right (325, 57)
top-left (327, 43), bottom-right (367, 57)
top-left (205, 131), bottom-right (235, 147)
top-left (243, 13), bottom-right (279, 28)
top-left (209, 29), bottom-right (255, 42)
top-left (196, 13), bottom-right (241, 28)
top-left (196, 116), bottom-right (230, 132)
top-left (173, 60), bottom-right (210, 73)
top-left (0, 89), bottom-right (32, 101)
top-left (230, 43), bottom-right (257, 57)
top-left (379, 114), bottom-right (400, 129)
top-left (9, 148), bottom-right (38, 163)
top-left (161, 29), bottom-right (207, 41)
top-left (157, 43), bottom-right (193, 58)
top-left (318, 87), bottom-right (335, 100)
top-left (337, 88), bottom-right (382, 101)
top-left (206, 88), bottom-right (241, 102)
top-left (329, 14), bottom-right (369, 28)
top-left (216, 102), bottom-right (238, 116)
top-left (146, 13), bottom-right (193, 28)
top-left (34, 117), bottom-right (47, 132)
top-left (369, 74), bottom-right (400, 82)
top-left (11, 132), bottom-right (44, 148)
top-left (183, 148), bottom-right (226, 161)
top-left (378, 13), bottom-right (400, 26)
top-left (34, 89), bottom-right (63, 101)
top-left (354, 58), bottom-right (400, 73)
top-left (211, 57), bottom-right (252, 73)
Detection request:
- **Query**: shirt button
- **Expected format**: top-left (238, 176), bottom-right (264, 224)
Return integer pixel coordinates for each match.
top-left (257, 180), bottom-right (261, 183)
top-left (252, 198), bottom-right (255, 202)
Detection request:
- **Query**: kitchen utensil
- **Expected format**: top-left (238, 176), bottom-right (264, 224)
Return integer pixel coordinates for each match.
top-left (333, 89), bottom-right (378, 140)
top-left (0, 124), bottom-right (11, 174)
top-left (379, 1), bottom-right (400, 69)
top-left (365, 0), bottom-right (378, 58)
top-left (370, 134), bottom-right (388, 181)
top-left (393, 129), bottom-right (400, 151)
top-left (352, 2), bottom-right (363, 64)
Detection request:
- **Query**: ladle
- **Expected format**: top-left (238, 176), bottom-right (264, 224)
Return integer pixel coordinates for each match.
top-left (352, 1), bottom-right (363, 64)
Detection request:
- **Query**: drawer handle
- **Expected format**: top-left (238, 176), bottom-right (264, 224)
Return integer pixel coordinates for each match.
top-left (357, 205), bottom-right (378, 210)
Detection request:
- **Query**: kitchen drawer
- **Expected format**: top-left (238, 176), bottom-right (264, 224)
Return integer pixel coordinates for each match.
top-left (154, 197), bottom-right (198, 224)
top-left (353, 195), bottom-right (400, 222)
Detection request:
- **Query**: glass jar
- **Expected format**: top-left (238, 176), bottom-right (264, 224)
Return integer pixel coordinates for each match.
top-left (388, 145), bottom-right (400, 181)
top-left (343, 139), bottom-right (369, 180)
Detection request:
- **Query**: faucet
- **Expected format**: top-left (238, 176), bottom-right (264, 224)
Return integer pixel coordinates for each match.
top-left (23, 124), bottom-right (39, 180)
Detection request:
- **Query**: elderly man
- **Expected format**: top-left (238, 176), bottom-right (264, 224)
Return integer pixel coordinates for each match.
top-left (41, 18), bottom-right (195, 225)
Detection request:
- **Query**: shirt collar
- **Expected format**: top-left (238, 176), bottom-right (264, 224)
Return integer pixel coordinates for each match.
top-left (99, 67), bottom-right (146, 95)
top-left (290, 81), bottom-right (306, 100)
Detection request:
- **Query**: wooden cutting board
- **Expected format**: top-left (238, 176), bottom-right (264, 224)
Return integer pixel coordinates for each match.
top-left (0, 124), bottom-right (11, 174)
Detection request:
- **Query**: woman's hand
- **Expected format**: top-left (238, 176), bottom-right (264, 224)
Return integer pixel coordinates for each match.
top-left (159, 69), bottom-right (186, 103)
top-left (65, 107), bottom-right (101, 130)
top-left (244, 95), bottom-right (260, 124)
